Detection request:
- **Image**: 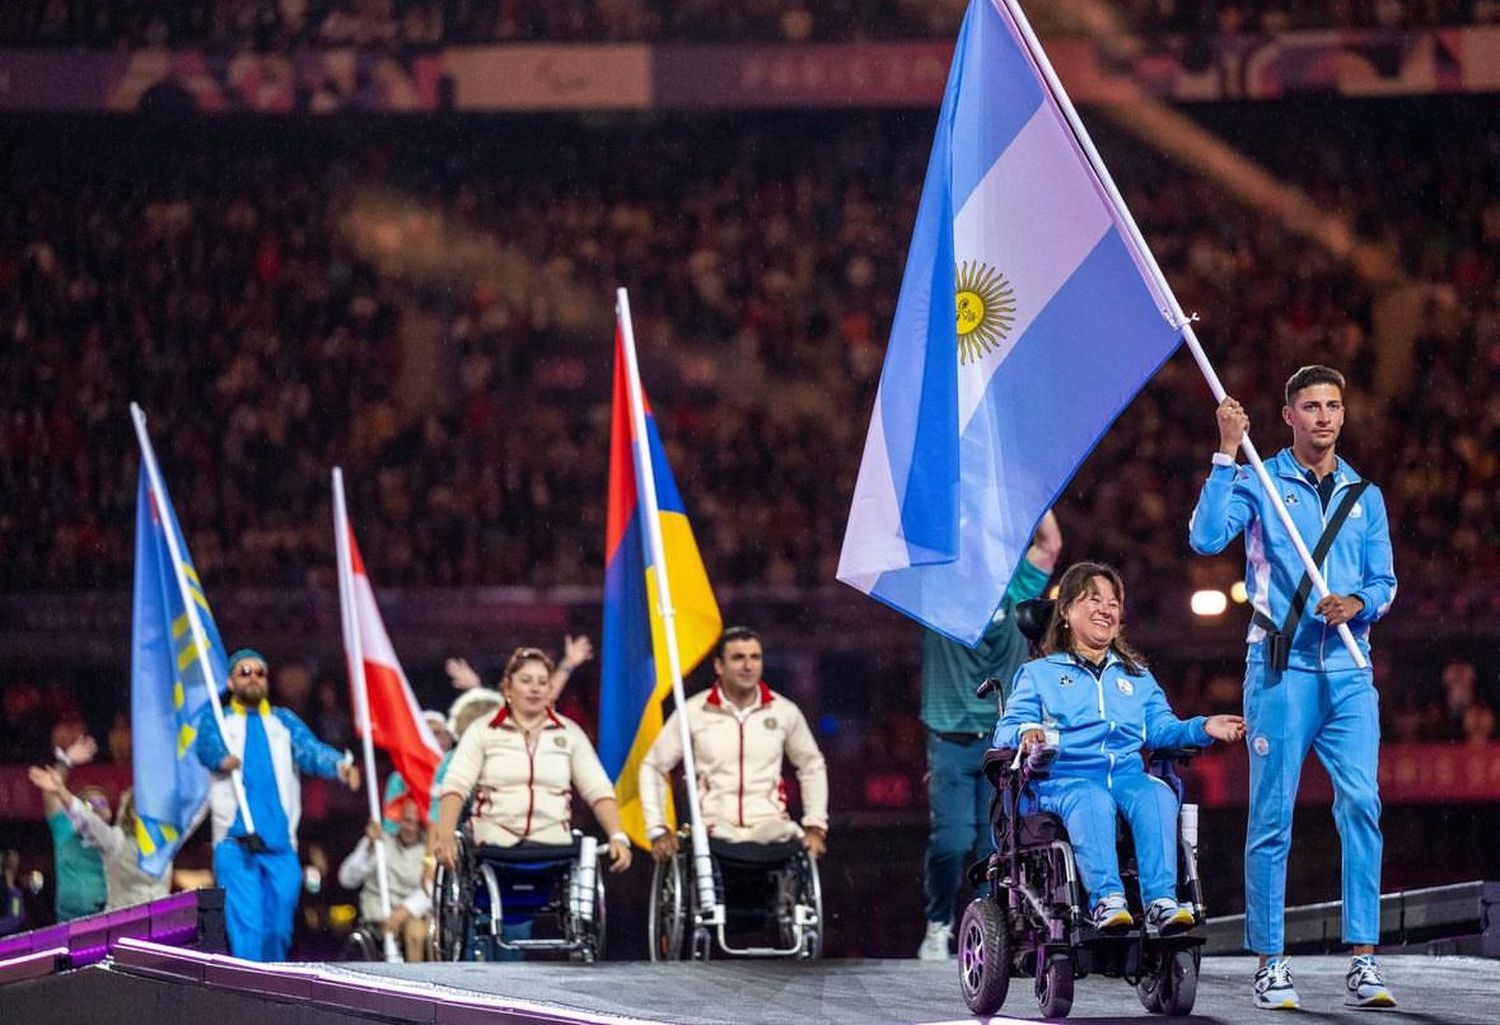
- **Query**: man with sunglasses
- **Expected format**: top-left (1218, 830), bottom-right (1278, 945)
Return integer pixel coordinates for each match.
top-left (195, 648), bottom-right (360, 961)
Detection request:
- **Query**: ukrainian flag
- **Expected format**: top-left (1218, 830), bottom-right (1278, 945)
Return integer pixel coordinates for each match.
top-left (599, 324), bottom-right (722, 848)
top-left (131, 468), bottom-right (225, 878)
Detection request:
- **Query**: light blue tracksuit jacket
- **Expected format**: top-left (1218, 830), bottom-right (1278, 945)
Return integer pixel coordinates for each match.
top-left (195, 700), bottom-right (347, 961)
top-left (1189, 448), bottom-right (1396, 954)
top-left (1189, 448), bottom-right (1396, 670)
top-left (994, 653), bottom-right (1212, 907)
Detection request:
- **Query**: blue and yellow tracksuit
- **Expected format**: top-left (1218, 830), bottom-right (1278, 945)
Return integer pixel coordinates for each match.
top-left (195, 699), bottom-right (347, 961)
top-left (994, 654), bottom-right (1213, 908)
top-left (1190, 448), bottom-right (1396, 955)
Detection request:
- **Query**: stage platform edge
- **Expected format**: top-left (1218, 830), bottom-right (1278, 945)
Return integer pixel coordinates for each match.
top-left (4, 938), bottom-right (1500, 1025)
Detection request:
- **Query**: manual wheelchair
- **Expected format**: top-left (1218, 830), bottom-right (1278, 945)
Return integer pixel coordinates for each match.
top-left (431, 828), bottom-right (607, 962)
top-left (956, 743), bottom-right (1206, 1019)
top-left (648, 829), bottom-right (823, 960)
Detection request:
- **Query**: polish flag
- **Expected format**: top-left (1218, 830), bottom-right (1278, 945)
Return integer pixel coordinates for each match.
top-left (334, 487), bottom-right (443, 818)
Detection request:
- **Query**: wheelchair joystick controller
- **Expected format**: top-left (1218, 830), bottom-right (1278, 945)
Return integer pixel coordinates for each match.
top-left (1025, 743), bottom-right (1058, 776)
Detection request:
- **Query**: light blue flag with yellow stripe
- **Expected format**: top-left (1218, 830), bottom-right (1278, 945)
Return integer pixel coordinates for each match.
top-left (131, 468), bottom-right (225, 878)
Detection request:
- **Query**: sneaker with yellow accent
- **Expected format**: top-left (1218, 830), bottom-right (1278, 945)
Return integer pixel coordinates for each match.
top-left (1144, 897), bottom-right (1196, 937)
top-left (1089, 893), bottom-right (1133, 933)
top-left (1253, 958), bottom-right (1301, 1010)
top-left (1345, 954), bottom-right (1397, 1008)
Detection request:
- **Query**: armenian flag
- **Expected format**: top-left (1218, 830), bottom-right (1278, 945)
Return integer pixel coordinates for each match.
top-left (599, 317), bottom-right (722, 848)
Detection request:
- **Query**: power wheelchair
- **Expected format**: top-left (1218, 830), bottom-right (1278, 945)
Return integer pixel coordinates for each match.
top-left (956, 742), bottom-right (1206, 1018)
top-left (648, 829), bottom-right (823, 960)
top-left (431, 828), bottom-right (607, 962)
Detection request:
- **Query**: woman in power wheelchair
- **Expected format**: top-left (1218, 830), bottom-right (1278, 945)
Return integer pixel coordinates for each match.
top-left (959, 561), bottom-right (1245, 1018)
top-left (431, 647), bottom-right (631, 961)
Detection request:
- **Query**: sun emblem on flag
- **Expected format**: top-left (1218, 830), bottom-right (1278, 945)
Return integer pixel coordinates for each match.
top-left (954, 261), bottom-right (1017, 365)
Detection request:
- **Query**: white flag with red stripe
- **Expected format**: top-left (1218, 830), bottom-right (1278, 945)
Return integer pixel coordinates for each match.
top-left (334, 482), bottom-right (443, 818)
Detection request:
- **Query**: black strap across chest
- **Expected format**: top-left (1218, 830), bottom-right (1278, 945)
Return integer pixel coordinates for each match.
top-left (1252, 479), bottom-right (1371, 647)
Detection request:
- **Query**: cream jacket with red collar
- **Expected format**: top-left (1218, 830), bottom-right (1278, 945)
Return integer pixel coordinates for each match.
top-left (638, 682), bottom-right (828, 839)
top-left (440, 707), bottom-right (616, 848)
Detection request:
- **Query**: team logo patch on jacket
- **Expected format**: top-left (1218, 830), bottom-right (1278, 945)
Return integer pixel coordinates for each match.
top-left (764, 718), bottom-right (778, 730)
top-left (553, 735), bottom-right (567, 748)
top-left (1349, 503), bottom-right (1363, 518)
top-left (1284, 492), bottom-right (1299, 505)
top-left (1116, 679), bottom-right (1134, 696)
top-left (1057, 674), bottom-right (1074, 688)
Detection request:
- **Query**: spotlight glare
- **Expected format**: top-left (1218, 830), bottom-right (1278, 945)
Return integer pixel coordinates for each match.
top-left (1191, 589), bottom-right (1228, 617)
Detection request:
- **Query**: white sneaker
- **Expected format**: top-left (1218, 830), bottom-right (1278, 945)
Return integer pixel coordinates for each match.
top-left (1089, 892), bottom-right (1134, 933)
top-left (1253, 958), bottom-right (1301, 1010)
top-left (1143, 897), bottom-right (1196, 937)
top-left (917, 920), bottom-right (953, 961)
top-left (1345, 954), bottom-right (1397, 1008)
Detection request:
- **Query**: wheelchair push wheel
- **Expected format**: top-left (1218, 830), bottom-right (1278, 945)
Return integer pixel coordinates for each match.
top-left (957, 898), bottom-right (1011, 1016)
top-left (788, 850), bottom-right (823, 960)
top-left (1035, 950), bottom-right (1074, 1019)
top-left (648, 852), bottom-right (687, 961)
top-left (578, 868), bottom-right (607, 963)
top-left (431, 833), bottom-right (473, 961)
top-left (1137, 948), bottom-right (1198, 1016)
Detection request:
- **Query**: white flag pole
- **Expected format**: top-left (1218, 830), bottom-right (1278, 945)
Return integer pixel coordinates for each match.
top-left (129, 403), bottom-right (261, 838)
top-left (998, 0), bottom-right (1365, 667)
top-left (615, 287), bottom-right (720, 922)
top-left (332, 468), bottom-right (401, 962)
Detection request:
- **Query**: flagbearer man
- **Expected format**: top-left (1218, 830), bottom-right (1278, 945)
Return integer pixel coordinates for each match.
top-left (1190, 366), bottom-right (1397, 1010)
top-left (640, 627), bottom-right (828, 859)
top-left (195, 649), bottom-right (360, 961)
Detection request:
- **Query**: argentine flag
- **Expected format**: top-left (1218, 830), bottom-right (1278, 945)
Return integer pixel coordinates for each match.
top-left (838, 0), bottom-right (1184, 645)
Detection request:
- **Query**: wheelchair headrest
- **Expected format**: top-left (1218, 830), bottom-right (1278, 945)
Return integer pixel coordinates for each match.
top-left (1013, 598), bottom-right (1055, 644)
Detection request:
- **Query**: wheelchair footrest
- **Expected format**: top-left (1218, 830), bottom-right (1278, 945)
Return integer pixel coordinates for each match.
top-left (495, 937), bottom-right (585, 950)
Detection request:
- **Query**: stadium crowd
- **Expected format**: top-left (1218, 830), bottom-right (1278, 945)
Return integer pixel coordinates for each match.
top-left (0, 86), bottom-right (1496, 961)
top-left (0, 0), bottom-right (1493, 48)
top-left (3, 105), bottom-right (1496, 598)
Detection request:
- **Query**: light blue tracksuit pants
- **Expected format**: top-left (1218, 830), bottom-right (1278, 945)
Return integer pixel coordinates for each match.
top-left (1023, 769), bottom-right (1181, 908)
top-left (214, 841), bottom-right (301, 961)
top-left (1243, 664), bottom-right (1382, 954)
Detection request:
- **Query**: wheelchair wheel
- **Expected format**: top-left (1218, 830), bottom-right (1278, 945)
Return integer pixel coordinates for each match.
top-left (648, 853), bottom-right (687, 961)
top-left (431, 836), bottom-right (473, 961)
top-left (579, 870), bottom-right (607, 963)
top-left (338, 925), bottom-right (381, 961)
top-left (791, 851), bottom-right (823, 960)
top-left (1135, 969), bottom-right (1164, 1014)
top-left (1150, 949), bottom-right (1197, 1016)
top-left (1035, 951), bottom-right (1074, 1019)
top-left (957, 898), bottom-right (1010, 1016)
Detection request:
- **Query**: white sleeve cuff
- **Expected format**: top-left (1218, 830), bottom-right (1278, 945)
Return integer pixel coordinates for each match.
top-left (646, 826), bottom-right (668, 840)
top-left (1010, 723), bottom-right (1046, 769)
top-left (401, 889), bottom-right (432, 919)
top-left (1211, 452), bottom-right (1236, 467)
